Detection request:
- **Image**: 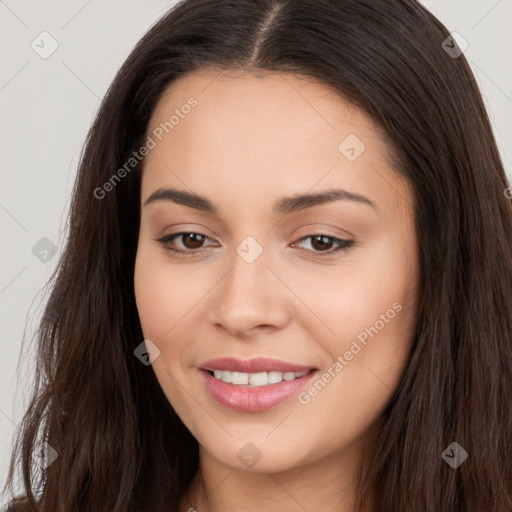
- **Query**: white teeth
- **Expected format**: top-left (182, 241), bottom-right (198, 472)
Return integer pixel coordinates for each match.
top-left (210, 369), bottom-right (309, 387)
top-left (231, 372), bottom-right (249, 385)
top-left (268, 371), bottom-right (283, 384)
top-left (249, 372), bottom-right (268, 386)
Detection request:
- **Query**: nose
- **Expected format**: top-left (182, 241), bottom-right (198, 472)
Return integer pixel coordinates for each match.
top-left (210, 242), bottom-right (291, 339)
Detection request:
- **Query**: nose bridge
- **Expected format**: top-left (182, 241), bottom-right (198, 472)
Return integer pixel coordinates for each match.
top-left (222, 235), bottom-right (273, 309)
top-left (211, 235), bottom-right (289, 335)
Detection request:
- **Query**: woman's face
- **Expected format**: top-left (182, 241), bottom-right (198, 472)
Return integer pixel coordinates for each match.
top-left (134, 69), bottom-right (420, 474)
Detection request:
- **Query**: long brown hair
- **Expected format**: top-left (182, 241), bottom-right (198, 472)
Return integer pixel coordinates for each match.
top-left (3, 1), bottom-right (512, 510)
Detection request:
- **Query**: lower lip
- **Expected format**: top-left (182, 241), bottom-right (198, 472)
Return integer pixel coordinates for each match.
top-left (200, 369), bottom-right (317, 412)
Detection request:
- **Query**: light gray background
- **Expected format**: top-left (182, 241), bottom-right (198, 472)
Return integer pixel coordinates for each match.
top-left (1, 0), bottom-right (511, 501)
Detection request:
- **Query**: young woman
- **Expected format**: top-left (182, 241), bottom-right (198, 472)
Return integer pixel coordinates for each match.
top-left (3, 1), bottom-right (512, 511)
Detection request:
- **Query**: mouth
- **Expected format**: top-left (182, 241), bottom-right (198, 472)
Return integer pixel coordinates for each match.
top-left (198, 359), bottom-right (319, 412)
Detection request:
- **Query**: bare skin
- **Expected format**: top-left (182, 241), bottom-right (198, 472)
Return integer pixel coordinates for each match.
top-left (134, 68), bottom-right (420, 512)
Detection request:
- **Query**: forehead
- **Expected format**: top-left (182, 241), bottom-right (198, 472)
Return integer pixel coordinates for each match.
top-left (140, 68), bottom-right (411, 215)
top-left (148, 68), bottom-right (380, 138)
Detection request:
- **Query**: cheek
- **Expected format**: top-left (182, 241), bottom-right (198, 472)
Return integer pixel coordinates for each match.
top-left (134, 263), bottom-right (172, 340)
top-left (294, 293), bottom-right (416, 453)
top-left (294, 239), bottom-right (418, 402)
top-left (284, 242), bottom-right (416, 345)
top-left (134, 245), bottom-right (205, 340)
top-left (134, 248), bottom-right (200, 414)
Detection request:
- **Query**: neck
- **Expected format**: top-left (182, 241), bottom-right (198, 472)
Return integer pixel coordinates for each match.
top-left (180, 439), bottom-right (375, 512)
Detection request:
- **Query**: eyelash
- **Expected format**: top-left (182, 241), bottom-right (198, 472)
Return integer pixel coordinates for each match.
top-left (155, 231), bottom-right (354, 258)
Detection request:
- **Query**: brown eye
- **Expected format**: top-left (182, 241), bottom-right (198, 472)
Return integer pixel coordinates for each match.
top-left (155, 231), bottom-right (215, 257)
top-left (294, 234), bottom-right (354, 256)
top-left (310, 235), bottom-right (335, 251)
top-left (180, 232), bottom-right (206, 249)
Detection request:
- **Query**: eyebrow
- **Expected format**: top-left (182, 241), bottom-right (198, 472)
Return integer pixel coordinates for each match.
top-left (143, 186), bottom-right (376, 214)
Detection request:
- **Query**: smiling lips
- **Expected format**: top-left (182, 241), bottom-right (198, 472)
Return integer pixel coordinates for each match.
top-left (199, 357), bottom-right (318, 412)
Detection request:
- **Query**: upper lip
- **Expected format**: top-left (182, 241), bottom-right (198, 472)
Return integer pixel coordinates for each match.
top-left (200, 357), bottom-right (316, 374)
